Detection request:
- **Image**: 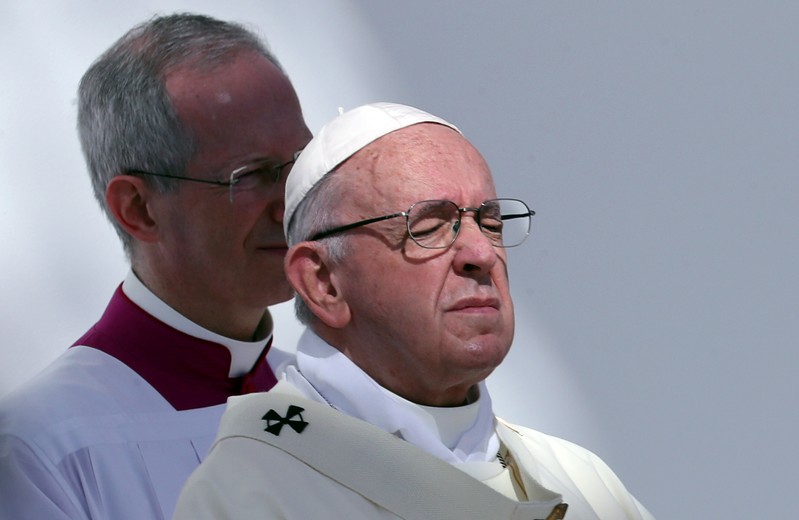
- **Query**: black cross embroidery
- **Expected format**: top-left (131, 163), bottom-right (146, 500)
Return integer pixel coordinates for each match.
top-left (262, 405), bottom-right (309, 436)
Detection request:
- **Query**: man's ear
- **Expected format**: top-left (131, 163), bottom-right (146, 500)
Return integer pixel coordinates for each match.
top-left (285, 243), bottom-right (351, 329)
top-left (105, 175), bottom-right (159, 243)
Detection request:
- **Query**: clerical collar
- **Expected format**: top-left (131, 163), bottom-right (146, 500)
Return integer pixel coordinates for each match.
top-left (122, 271), bottom-right (270, 377)
top-left (72, 270), bottom-right (278, 410)
top-left (417, 396), bottom-right (482, 450)
top-left (282, 329), bottom-right (499, 464)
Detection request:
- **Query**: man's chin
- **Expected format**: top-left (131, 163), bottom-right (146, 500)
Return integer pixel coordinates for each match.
top-left (264, 283), bottom-right (295, 307)
top-left (245, 270), bottom-right (294, 307)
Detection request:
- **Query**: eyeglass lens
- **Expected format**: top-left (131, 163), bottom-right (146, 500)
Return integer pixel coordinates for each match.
top-left (406, 199), bottom-right (531, 249)
top-left (228, 160), bottom-right (291, 202)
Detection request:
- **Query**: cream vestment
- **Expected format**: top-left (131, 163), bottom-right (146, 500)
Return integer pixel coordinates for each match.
top-left (174, 332), bottom-right (654, 520)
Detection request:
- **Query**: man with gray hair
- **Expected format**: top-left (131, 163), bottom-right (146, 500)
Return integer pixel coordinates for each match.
top-left (0, 13), bottom-right (311, 519)
top-left (173, 102), bottom-right (654, 519)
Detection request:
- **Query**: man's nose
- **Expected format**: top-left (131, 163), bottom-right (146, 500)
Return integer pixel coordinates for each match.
top-left (451, 216), bottom-right (498, 275)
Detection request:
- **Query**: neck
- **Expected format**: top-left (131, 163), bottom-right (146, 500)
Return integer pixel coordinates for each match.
top-left (286, 330), bottom-right (500, 464)
top-left (318, 329), bottom-right (480, 407)
top-left (131, 266), bottom-right (268, 341)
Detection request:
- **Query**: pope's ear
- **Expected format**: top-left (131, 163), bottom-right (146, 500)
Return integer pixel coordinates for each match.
top-left (105, 175), bottom-right (159, 243)
top-left (285, 242), bottom-right (351, 329)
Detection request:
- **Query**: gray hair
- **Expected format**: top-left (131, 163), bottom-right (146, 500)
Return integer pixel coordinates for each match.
top-left (286, 169), bottom-right (351, 325)
top-left (77, 13), bottom-right (283, 257)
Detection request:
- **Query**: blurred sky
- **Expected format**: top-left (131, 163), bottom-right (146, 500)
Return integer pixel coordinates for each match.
top-left (2, 2), bottom-right (798, 518)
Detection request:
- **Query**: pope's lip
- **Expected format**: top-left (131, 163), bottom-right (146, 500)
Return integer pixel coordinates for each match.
top-left (447, 296), bottom-right (500, 312)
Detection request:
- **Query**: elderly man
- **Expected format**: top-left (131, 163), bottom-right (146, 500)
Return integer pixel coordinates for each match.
top-left (0, 13), bottom-right (311, 520)
top-left (173, 103), bottom-right (654, 519)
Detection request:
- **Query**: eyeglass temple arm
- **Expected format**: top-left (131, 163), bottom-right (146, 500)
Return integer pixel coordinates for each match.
top-left (127, 170), bottom-right (231, 187)
top-left (501, 210), bottom-right (536, 220)
top-left (310, 212), bottom-right (407, 241)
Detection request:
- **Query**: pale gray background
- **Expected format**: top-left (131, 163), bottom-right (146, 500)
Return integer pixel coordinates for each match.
top-left (2, 2), bottom-right (797, 518)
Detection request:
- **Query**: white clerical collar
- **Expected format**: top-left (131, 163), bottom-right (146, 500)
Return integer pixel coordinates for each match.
top-left (122, 270), bottom-right (272, 378)
top-left (282, 329), bottom-right (499, 464)
top-left (418, 396), bottom-right (482, 450)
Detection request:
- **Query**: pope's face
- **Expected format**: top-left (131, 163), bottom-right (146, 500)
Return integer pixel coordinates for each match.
top-left (331, 124), bottom-right (515, 406)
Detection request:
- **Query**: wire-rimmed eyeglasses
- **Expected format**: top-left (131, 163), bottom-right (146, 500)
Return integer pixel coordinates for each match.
top-left (310, 198), bottom-right (535, 249)
top-left (128, 151), bottom-right (300, 203)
